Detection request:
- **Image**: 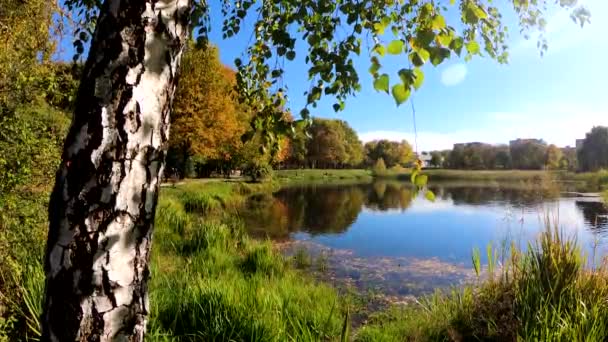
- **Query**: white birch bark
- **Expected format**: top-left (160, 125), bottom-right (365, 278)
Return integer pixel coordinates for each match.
top-left (43, 1), bottom-right (191, 340)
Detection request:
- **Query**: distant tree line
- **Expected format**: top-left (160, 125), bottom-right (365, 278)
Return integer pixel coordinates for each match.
top-left (166, 44), bottom-right (415, 178)
top-left (283, 118), bottom-right (365, 169)
top-left (425, 127), bottom-right (608, 172)
top-left (281, 120), bottom-right (415, 170)
top-left (578, 127), bottom-right (608, 172)
top-left (164, 44), bottom-right (607, 176)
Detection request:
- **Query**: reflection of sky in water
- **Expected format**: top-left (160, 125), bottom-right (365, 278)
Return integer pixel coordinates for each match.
top-left (288, 188), bottom-right (608, 264)
top-left (246, 182), bottom-right (608, 297)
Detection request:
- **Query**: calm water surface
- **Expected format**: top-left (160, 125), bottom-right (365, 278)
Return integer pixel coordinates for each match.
top-left (241, 181), bottom-right (608, 298)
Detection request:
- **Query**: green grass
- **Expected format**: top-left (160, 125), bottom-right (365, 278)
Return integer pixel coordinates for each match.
top-left (274, 169), bottom-right (372, 184)
top-left (559, 169), bottom-right (608, 192)
top-left (156, 181), bottom-right (608, 341)
top-left (0, 253), bottom-right (44, 341)
top-left (1, 180), bottom-right (346, 341)
top-left (162, 181), bottom-right (240, 213)
top-left (428, 169), bottom-right (553, 182)
top-left (169, 169), bottom-right (608, 194)
top-left (375, 169), bottom-right (553, 182)
top-left (292, 247), bottom-right (313, 269)
top-left (374, 168), bottom-right (608, 192)
top-left (5, 178), bottom-right (608, 341)
top-left (355, 220), bottom-right (608, 341)
top-left (147, 183), bottom-right (347, 341)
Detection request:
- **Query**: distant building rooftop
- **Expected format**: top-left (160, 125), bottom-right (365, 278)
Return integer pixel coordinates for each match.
top-left (453, 142), bottom-right (492, 149)
top-left (509, 138), bottom-right (546, 146)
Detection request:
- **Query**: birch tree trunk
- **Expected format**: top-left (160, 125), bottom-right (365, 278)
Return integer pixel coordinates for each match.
top-left (43, 0), bottom-right (191, 340)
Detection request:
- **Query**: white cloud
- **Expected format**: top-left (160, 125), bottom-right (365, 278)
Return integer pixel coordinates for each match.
top-left (359, 130), bottom-right (468, 151)
top-left (440, 63), bottom-right (468, 86)
top-left (359, 129), bottom-right (502, 152)
top-left (358, 103), bottom-right (608, 152)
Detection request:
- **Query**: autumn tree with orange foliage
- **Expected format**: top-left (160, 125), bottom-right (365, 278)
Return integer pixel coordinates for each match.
top-left (168, 43), bottom-right (249, 177)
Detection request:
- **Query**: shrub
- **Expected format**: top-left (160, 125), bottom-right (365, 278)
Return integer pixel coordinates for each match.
top-left (372, 158), bottom-right (386, 174)
top-left (244, 162), bottom-right (274, 183)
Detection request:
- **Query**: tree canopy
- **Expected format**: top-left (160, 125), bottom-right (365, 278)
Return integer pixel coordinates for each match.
top-left (168, 43), bottom-right (250, 177)
top-left (579, 126), bottom-right (608, 172)
top-left (545, 144), bottom-right (563, 170)
top-left (365, 139), bottom-right (414, 168)
top-left (306, 118), bottom-right (364, 168)
top-left (63, 0), bottom-right (591, 151)
top-left (446, 143), bottom-right (511, 170)
top-left (426, 140), bottom-right (583, 171)
top-left (510, 139), bottom-right (548, 170)
top-left (0, 2), bottom-right (76, 339)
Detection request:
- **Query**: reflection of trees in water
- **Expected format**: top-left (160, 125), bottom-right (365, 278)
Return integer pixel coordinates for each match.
top-left (575, 201), bottom-right (608, 232)
top-left (242, 186), bottom-right (365, 237)
top-left (429, 182), bottom-right (560, 208)
top-left (243, 182), bottom-right (415, 237)
top-left (365, 181), bottom-right (413, 211)
top-left (295, 185), bottom-right (365, 234)
top-left (242, 181), bottom-right (570, 237)
top-left (241, 193), bottom-right (292, 238)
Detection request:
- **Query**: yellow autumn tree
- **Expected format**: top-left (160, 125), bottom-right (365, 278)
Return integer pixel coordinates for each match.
top-left (169, 43), bottom-right (249, 176)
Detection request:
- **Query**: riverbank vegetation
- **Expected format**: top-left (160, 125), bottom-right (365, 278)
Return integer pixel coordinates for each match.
top-left (1, 182), bottom-right (350, 340)
top-left (379, 169), bottom-right (553, 182)
top-left (0, 1), bottom-right (76, 338)
top-left (370, 169), bottom-right (608, 192)
top-left (561, 169), bottom-right (608, 192)
top-left (3, 177), bottom-right (608, 340)
top-left (356, 222), bottom-right (608, 341)
top-left (148, 183), bottom-right (348, 341)
top-left (107, 184), bottom-right (608, 341)
top-left (274, 169), bottom-right (372, 184)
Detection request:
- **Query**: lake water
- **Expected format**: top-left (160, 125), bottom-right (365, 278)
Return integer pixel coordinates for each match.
top-left (241, 181), bottom-right (608, 299)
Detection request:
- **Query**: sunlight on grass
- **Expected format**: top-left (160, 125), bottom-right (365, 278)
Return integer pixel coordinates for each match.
top-left (5, 180), bottom-right (608, 341)
top-left (148, 183), bottom-right (346, 341)
top-left (275, 169), bottom-right (372, 184)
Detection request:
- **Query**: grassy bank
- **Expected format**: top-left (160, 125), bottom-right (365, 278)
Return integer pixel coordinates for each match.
top-left (3, 179), bottom-right (608, 340)
top-left (274, 169), bottom-right (372, 184)
top-left (375, 169), bottom-right (553, 182)
top-left (0, 181), bottom-right (349, 341)
top-left (168, 169), bottom-right (608, 192)
top-left (356, 222), bottom-right (608, 341)
top-left (152, 181), bottom-right (608, 341)
top-left (559, 169), bottom-right (608, 192)
top-left (373, 168), bottom-right (608, 192)
top-left (275, 168), bottom-right (566, 184)
top-left (148, 181), bottom-right (348, 340)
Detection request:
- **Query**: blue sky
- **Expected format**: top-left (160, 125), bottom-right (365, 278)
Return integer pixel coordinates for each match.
top-left (57, 0), bottom-right (608, 152)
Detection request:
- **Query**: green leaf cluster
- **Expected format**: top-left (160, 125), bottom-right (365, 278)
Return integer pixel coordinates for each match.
top-left (0, 2), bottom-right (74, 339)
